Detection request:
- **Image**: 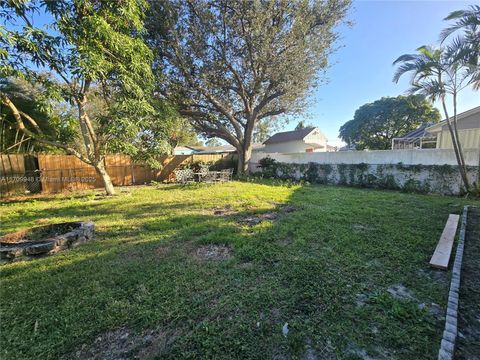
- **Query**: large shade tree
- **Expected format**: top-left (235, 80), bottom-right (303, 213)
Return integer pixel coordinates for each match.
top-left (146, 0), bottom-right (351, 173)
top-left (0, 0), bottom-right (157, 195)
top-left (339, 95), bottom-right (441, 150)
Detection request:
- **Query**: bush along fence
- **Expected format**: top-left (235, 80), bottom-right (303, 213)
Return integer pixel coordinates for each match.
top-left (250, 153), bottom-right (480, 196)
top-left (0, 153), bottom-right (237, 197)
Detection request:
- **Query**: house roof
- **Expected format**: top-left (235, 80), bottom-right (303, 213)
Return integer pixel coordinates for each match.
top-left (174, 146), bottom-right (196, 152)
top-left (263, 127), bottom-right (317, 145)
top-left (426, 106), bottom-right (480, 133)
top-left (176, 143), bottom-right (264, 154)
top-left (395, 123), bottom-right (435, 140)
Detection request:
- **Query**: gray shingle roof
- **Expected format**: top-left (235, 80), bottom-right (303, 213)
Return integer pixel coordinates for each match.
top-left (396, 123), bottom-right (434, 140)
top-left (263, 127), bottom-right (316, 145)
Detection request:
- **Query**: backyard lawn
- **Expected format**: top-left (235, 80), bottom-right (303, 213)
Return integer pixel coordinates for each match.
top-left (0, 181), bottom-right (478, 359)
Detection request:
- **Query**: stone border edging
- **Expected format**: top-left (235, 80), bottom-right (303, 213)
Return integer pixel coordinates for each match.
top-left (0, 222), bottom-right (95, 264)
top-left (438, 205), bottom-right (468, 360)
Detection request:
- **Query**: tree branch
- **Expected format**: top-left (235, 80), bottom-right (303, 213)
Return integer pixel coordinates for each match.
top-left (1, 93), bottom-right (92, 164)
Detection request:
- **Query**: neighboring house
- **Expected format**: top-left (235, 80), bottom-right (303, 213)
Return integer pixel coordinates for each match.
top-left (262, 127), bottom-right (328, 153)
top-left (173, 144), bottom-right (264, 155)
top-left (338, 144), bottom-right (357, 151)
top-left (326, 144), bottom-right (337, 152)
top-left (173, 146), bottom-right (199, 155)
top-left (391, 106), bottom-right (480, 150)
top-left (425, 106), bottom-right (480, 150)
top-left (391, 123), bottom-right (436, 149)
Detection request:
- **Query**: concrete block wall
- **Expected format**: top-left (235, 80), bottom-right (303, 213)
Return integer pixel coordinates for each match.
top-left (249, 149), bottom-right (480, 195)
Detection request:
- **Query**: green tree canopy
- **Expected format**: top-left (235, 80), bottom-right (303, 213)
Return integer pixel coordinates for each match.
top-left (205, 138), bottom-right (222, 147)
top-left (0, 77), bottom-right (77, 153)
top-left (440, 5), bottom-right (480, 89)
top-left (339, 95), bottom-right (441, 150)
top-left (295, 120), bottom-right (315, 130)
top-left (0, 0), bottom-right (158, 194)
top-left (166, 117), bottom-right (203, 150)
top-left (146, 0), bottom-right (351, 173)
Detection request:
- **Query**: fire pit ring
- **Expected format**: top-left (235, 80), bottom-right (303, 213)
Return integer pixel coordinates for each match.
top-left (0, 222), bottom-right (95, 264)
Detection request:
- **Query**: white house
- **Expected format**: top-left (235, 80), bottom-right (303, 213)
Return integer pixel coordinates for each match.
top-left (262, 127), bottom-right (328, 153)
top-left (174, 144), bottom-right (264, 155)
top-left (425, 106), bottom-right (480, 150)
top-left (392, 106), bottom-right (480, 150)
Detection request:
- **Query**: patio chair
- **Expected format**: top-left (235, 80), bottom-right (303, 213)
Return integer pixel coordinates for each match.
top-left (202, 170), bottom-right (217, 184)
top-left (224, 168), bottom-right (233, 181)
top-left (197, 165), bottom-right (210, 183)
top-left (174, 169), bottom-right (195, 184)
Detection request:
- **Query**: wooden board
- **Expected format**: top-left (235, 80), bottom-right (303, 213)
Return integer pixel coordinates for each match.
top-left (430, 214), bottom-right (460, 270)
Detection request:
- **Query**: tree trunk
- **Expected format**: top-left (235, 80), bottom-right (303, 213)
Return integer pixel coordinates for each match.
top-left (237, 146), bottom-right (245, 175)
top-left (236, 142), bottom-right (253, 175)
top-left (94, 161), bottom-right (115, 195)
top-left (441, 99), bottom-right (470, 192)
top-left (452, 93), bottom-right (468, 180)
top-left (237, 116), bottom-right (256, 175)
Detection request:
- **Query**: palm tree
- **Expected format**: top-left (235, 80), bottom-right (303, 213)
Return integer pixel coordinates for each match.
top-left (440, 5), bottom-right (480, 90)
top-left (393, 45), bottom-right (471, 191)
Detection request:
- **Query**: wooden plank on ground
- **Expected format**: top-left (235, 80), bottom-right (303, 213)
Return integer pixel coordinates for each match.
top-left (430, 214), bottom-right (460, 270)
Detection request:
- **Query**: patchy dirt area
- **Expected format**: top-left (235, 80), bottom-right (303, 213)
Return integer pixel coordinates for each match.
top-left (240, 212), bottom-right (278, 226)
top-left (387, 284), bottom-right (415, 301)
top-left (455, 206), bottom-right (480, 360)
top-left (195, 244), bottom-right (232, 260)
top-left (240, 205), bottom-right (300, 226)
top-left (70, 327), bottom-right (180, 360)
top-left (212, 207), bottom-right (237, 216)
top-left (154, 245), bottom-right (170, 257)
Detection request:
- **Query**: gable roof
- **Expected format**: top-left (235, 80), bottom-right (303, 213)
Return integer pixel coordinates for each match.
top-left (395, 123), bottom-right (435, 140)
top-left (426, 106), bottom-right (480, 132)
top-left (263, 127), bottom-right (316, 145)
top-left (176, 143), bottom-right (264, 154)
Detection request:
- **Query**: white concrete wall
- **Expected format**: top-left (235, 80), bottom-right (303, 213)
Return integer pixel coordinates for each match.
top-left (251, 148), bottom-right (480, 168)
top-left (249, 149), bottom-right (480, 195)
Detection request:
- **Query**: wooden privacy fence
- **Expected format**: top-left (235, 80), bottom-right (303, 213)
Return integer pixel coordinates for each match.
top-left (0, 153), bottom-right (235, 196)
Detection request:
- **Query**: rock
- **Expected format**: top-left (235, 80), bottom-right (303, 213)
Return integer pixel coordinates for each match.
top-left (55, 236), bottom-right (68, 248)
top-left (24, 241), bottom-right (56, 255)
top-left (387, 284), bottom-right (415, 301)
top-left (356, 293), bottom-right (368, 307)
top-left (64, 232), bottom-right (79, 245)
top-left (0, 221), bottom-right (95, 265)
top-left (0, 246), bottom-right (24, 260)
top-left (303, 347), bottom-right (318, 360)
top-left (282, 323), bottom-right (289, 337)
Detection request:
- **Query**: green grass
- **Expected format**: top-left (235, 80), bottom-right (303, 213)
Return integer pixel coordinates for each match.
top-left (0, 181), bottom-right (478, 359)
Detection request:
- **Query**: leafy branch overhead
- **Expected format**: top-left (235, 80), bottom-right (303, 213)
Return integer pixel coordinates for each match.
top-left (0, 0), bottom-right (160, 195)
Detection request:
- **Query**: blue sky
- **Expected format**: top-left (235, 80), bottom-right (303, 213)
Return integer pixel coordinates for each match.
top-left (289, 0), bottom-right (479, 147)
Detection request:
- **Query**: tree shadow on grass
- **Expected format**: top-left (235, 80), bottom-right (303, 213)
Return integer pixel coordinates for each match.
top-left (0, 183), bottom-right (461, 360)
